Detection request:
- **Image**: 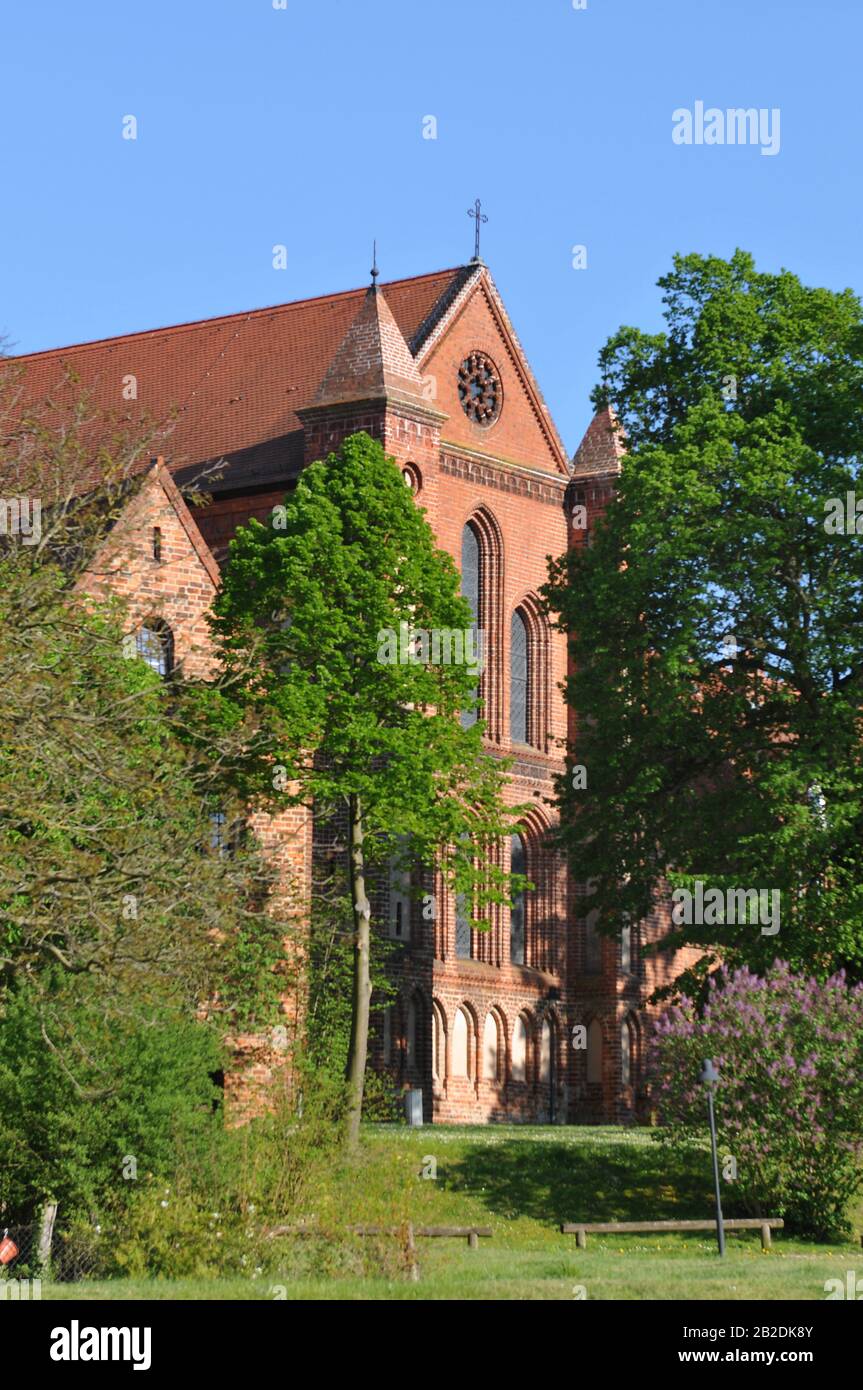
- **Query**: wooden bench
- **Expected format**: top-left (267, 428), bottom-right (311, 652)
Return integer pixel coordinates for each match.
top-left (416, 1225), bottom-right (492, 1250)
top-left (561, 1218), bottom-right (784, 1250)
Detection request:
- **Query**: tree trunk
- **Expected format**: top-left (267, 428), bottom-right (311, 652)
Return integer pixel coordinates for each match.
top-left (345, 792), bottom-right (372, 1150)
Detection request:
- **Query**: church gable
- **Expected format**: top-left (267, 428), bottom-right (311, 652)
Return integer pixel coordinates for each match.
top-left (77, 461), bottom-right (220, 680)
top-left (416, 268), bottom-right (569, 477)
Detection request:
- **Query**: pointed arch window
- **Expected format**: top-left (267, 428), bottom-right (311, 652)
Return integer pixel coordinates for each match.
top-left (540, 1018), bottom-right (554, 1086)
top-left (432, 1001), bottom-right (445, 1081)
top-left (455, 889), bottom-right (472, 959)
top-left (621, 917), bottom-right (632, 975)
top-left (585, 908), bottom-right (602, 974)
top-left (511, 1014), bottom-right (528, 1082)
top-left (460, 524), bottom-right (480, 730)
top-left (389, 839), bottom-right (412, 942)
top-left (510, 610), bottom-right (529, 745)
top-left (621, 1019), bottom-right (632, 1088)
top-left (452, 1007), bottom-right (471, 1078)
top-left (510, 832), bottom-right (526, 966)
top-left (454, 831), bottom-right (473, 959)
top-left (459, 509), bottom-right (504, 742)
top-left (482, 1013), bottom-right (500, 1082)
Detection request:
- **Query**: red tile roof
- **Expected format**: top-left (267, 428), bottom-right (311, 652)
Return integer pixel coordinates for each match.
top-left (8, 268), bottom-right (469, 492)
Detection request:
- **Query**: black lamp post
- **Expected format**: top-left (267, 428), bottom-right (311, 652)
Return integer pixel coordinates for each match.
top-left (700, 1057), bottom-right (726, 1257)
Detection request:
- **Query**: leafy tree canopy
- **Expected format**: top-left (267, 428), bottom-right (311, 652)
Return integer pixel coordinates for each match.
top-left (213, 431), bottom-right (522, 907)
top-left (545, 251), bottom-right (863, 983)
top-left (213, 432), bottom-right (525, 1142)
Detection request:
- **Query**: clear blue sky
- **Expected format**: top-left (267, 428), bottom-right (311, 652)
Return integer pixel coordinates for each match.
top-left (1, 0), bottom-right (860, 453)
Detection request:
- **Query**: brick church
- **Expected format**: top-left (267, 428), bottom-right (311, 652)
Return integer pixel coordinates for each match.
top-left (13, 256), bottom-right (697, 1124)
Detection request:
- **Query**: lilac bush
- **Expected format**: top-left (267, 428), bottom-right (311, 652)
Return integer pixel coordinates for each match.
top-left (649, 961), bottom-right (863, 1238)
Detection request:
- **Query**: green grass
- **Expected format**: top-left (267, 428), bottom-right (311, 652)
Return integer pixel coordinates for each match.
top-left (39, 1125), bottom-right (863, 1301)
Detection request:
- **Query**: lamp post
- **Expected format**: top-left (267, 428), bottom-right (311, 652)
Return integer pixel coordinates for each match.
top-left (700, 1058), bottom-right (726, 1257)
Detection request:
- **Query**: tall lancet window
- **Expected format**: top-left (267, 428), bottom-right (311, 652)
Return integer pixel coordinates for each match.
top-left (510, 832), bottom-right (526, 966)
top-left (460, 524), bottom-right (480, 729)
top-left (510, 610), bottom-right (529, 745)
top-left (455, 887), bottom-right (472, 959)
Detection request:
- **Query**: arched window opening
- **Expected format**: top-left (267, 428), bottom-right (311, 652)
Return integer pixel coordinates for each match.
top-left (389, 841), bottom-right (411, 942)
top-left (432, 1002), bottom-right (445, 1081)
top-left (585, 908), bottom-right (602, 974)
top-left (540, 1018), bottom-right (553, 1085)
top-left (455, 832), bottom-right (473, 959)
top-left (460, 524), bottom-right (481, 730)
top-left (621, 1019), bottom-right (633, 1088)
top-left (621, 917), bottom-right (632, 975)
top-left (587, 1019), bottom-right (603, 1084)
top-left (510, 833), bottom-right (526, 966)
top-left (452, 1007), bottom-right (470, 1078)
top-left (510, 610), bottom-right (529, 745)
top-left (136, 619), bottom-right (173, 678)
top-left (512, 1014), bottom-right (528, 1082)
top-left (406, 997), bottom-right (419, 1073)
top-left (482, 1013), bottom-right (500, 1082)
top-left (455, 890), bottom-right (472, 959)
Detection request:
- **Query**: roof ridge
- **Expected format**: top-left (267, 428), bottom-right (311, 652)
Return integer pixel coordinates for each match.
top-left (10, 267), bottom-right (468, 363)
top-left (408, 263), bottom-right (480, 356)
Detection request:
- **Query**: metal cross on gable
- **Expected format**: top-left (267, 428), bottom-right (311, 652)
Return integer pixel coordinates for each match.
top-left (467, 198), bottom-right (488, 260)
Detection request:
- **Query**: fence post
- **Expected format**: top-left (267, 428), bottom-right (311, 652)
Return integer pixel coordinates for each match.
top-left (405, 1222), bottom-right (419, 1283)
top-left (37, 1202), bottom-right (58, 1276)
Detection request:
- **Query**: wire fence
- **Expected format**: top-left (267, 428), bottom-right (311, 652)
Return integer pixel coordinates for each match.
top-left (0, 1219), bottom-right (103, 1283)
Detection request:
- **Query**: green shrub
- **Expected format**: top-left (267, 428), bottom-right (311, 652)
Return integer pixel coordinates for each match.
top-left (0, 983), bottom-right (223, 1223)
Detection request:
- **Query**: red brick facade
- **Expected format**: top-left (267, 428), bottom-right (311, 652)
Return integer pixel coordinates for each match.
top-left (14, 261), bottom-right (701, 1124)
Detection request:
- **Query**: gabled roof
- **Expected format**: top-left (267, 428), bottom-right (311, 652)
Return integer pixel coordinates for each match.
top-left (8, 269), bottom-right (467, 492)
top-left (78, 457), bottom-right (221, 591)
top-left (151, 459), bottom-right (221, 585)
top-left (414, 262), bottom-right (571, 477)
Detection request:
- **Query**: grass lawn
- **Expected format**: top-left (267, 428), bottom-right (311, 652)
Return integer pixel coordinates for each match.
top-left (39, 1125), bottom-right (862, 1301)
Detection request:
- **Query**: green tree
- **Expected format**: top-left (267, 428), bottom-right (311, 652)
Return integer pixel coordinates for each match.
top-left (545, 250), bottom-right (863, 984)
top-left (213, 432), bottom-right (523, 1145)
top-left (0, 362), bottom-right (289, 1036)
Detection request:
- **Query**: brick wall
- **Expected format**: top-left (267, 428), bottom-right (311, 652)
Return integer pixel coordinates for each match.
top-left (71, 280), bottom-right (703, 1130)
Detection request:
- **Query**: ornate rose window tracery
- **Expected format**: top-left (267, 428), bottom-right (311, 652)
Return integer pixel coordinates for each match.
top-left (458, 352), bottom-right (502, 427)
